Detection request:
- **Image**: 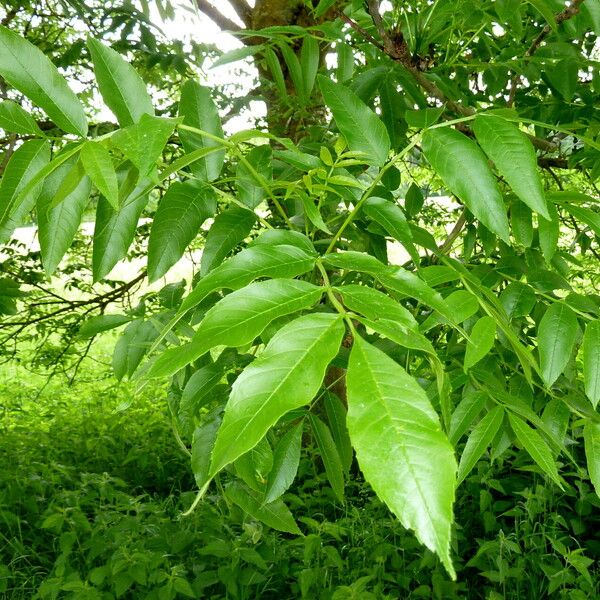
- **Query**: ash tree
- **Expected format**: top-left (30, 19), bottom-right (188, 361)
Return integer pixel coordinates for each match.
top-left (1, 0), bottom-right (600, 578)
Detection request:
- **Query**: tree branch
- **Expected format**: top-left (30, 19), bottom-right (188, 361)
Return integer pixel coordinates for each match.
top-left (193, 0), bottom-right (243, 33)
top-left (507, 0), bottom-right (586, 106)
top-left (359, 3), bottom-right (557, 153)
top-left (228, 0), bottom-right (252, 27)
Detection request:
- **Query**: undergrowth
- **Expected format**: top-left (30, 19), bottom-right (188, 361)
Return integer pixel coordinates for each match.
top-left (0, 339), bottom-right (598, 599)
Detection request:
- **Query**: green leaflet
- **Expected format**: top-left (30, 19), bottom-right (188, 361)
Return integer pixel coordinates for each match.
top-left (300, 35), bottom-right (319, 97)
top-left (111, 114), bottom-right (176, 176)
top-left (324, 392), bottom-right (353, 475)
top-left (464, 316), bottom-right (496, 370)
top-left (147, 180), bottom-right (216, 282)
top-left (508, 413), bottom-right (563, 488)
top-left (78, 314), bottom-right (131, 339)
top-left (584, 422), bottom-right (600, 499)
top-left (346, 336), bottom-right (457, 578)
top-left (583, 320), bottom-right (600, 409)
top-left (200, 207), bottom-right (256, 275)
top-left (0, 26), bottom-right (87, 136)
top-left (421, 127), bottom-right (510, 242)
top-left (322, 251), bottom-right (453, 321)
top-left (87, 37), bottom-right (154, 126)
top-left (473, 115), bottom-right (549, 219)
top-left (236, 146), bottom-right (273, 209)
top-left (500, 282), bottom-right (536, 319)
top-left (225, 482), bottom-right (301, 535)
top-left (449, 391), bottom-right (487, 446)
top-left (317, 75), bottom-right (390, 167)
top-left (510, 200), bottom-right (533, 247)
top-left (113, 319), bottom-right (159, 380)
top-left (178, 80), bottom-right (225, 182)
top-left (0, 139), bottom-right (50, 245)
top-left (209, 313), bottom-right (344, 475)
top-left (191, 411), bottom-right (222, 490)
top-left (0, 100), bottom-right (44, 136)
top-left (309, 414), bottom-right (345, 502)
top-left (538, 200), bottom-right (559, 261)
top-left (265, 423), bottom-right (303, 504)
top-left (147, 279), bottom-right (325, 378)
top-left (37, 158), bottom-right (91, 276)
top-left (80, 141), bottom-right (119, 210)
top-left (92, 170), bottom-right (150, 282)
top-left (336, 284), bottom-right (417, 330)
top-left (248, 228), bottom-right (315, 254)
top-left (363, 197), bottom-right (419, 265)
top-left (457, 406), bottom-right (504, 484)
top-left (180, 244), bottom-right (316, 314)
top-left (538, 303), bottom-right (579, 387)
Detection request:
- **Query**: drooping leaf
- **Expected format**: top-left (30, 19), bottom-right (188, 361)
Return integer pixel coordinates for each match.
top-left (113, 319), bottom-right (158, 380)
top-left (148, 279), bottom-right (324, 378)
top-left (583, 320), bottom-right (600, 409)
top-left (225, 482), bottom-right (301, 534)
top-left (265, 422), bottom-right (304, 504)
top-left (191, 410), bottom-right (222, 490)
top-left (464, 316), bottom-right (496, 370)
top-left (309, 414), bottom-right (345, 502)
top-left (510, 200), bottom-right (534, 247)
top-left (508, 413), bottom-right (563, 487)
top-left (80, 141), bottom-right (119, 209)
top-left (0, 100), bottom-right (44, 135)
top-left (147, 180), bottom-right (216, 282)
top-left (538, 303), bottom-right (579, 387)
top-left (78, 314), bottom-right (131, 339)
top-left (200, 207), bottom-right (256, 275)
top-left (538, 200), bottom-right (559, 261)
top-left (346, 336), bottom-right (457, 578)
top-left (209, 313), bottom-right (344, 475)
top-left (317, 75), bottom-right (390, 167)
top-left (324, 392), bottom-right (353, 475)
top-left (473, 115), bottom-right (548, 219)
top-left (37, 158), bottom-right (91, 276)
top-left (111, 114), bottom-right (176, 176)
top-left (457, 406), bottom-right (504, 484)
top-left (236, 145), bottom-right (273, 209)
top-left (180, 244), bottom-right (316, 314)
top-left (584, 422), bottom-right (600, 499)
top-left (180, 364), bottom-right (224, 421)
top-left (449, 391), bottom-right (487, 446)
top-left (0, 26), bottom-right (87, 136)
top-left (299, 190), bottom-right (332, 234)
top-left (300, 35), bottom-right (320, 97)
top-left (421, 127), bottom-right (510, 242)
top-left (87, 37), bottom-right (154, 126)
top-left (363, 197), bottom-right (419, 264)
top-left (178, 80), bottom-right (225, 182)
top-left (0, 139), bottom-right (50, 245)
top-left (92, 171), bottom-right (150, 281)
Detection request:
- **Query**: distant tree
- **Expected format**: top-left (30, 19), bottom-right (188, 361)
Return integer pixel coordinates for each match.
top-left (1, 0), bottom-right (599, 578)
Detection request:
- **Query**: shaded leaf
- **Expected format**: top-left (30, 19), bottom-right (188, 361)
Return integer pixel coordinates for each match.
top-left (309, 414), bottom-right (345, 502)
top-left (464, 316), bottom-right (496, 370)
top-left (583, 320), bottom-right (600, 409)
top-left (265, 423), bottom-right (303, 504)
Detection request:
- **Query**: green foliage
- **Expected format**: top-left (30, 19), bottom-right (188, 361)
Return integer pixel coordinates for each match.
top-left (1, 0), bottom-right (600, 590)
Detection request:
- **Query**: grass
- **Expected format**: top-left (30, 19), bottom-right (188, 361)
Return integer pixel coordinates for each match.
top-left (0, 336), bottom-right (599, 599)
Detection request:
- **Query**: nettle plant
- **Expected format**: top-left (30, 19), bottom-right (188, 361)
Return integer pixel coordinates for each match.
top-left (1, 0), bottom-right (600, 578)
